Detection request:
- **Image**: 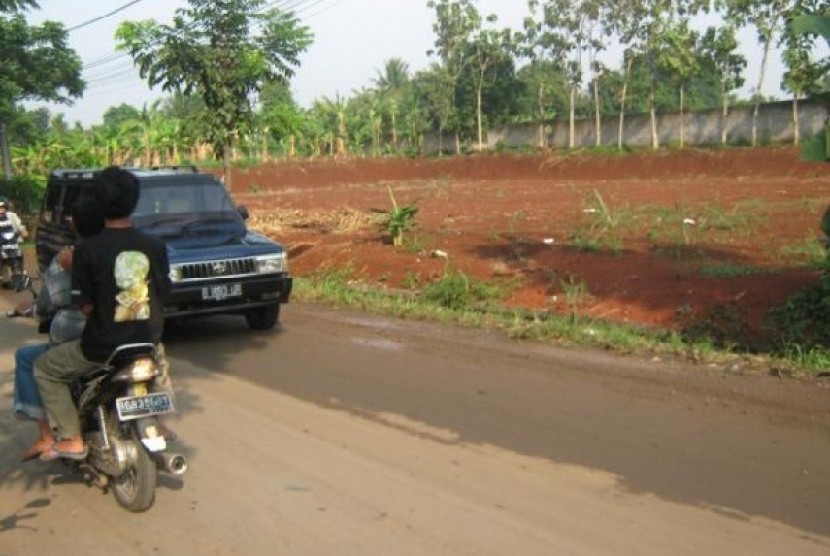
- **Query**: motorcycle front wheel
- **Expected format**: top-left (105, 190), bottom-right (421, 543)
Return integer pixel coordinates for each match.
top-left (112, 429), bottom-right (157, 512)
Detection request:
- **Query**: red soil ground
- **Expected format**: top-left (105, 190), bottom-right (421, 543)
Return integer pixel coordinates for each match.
top-left (227, 147), bottom-right (830, 349)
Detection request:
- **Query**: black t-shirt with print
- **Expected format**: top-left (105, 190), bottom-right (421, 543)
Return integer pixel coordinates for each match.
top-left (72, 227), bottom-right (170, 362)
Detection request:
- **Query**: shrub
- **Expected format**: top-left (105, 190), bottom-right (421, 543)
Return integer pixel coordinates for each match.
top-left (0, 175), bottom-right (46, 214)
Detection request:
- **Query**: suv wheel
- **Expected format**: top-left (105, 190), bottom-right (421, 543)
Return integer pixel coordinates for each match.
top-left (246, 304), bottom-right (280, 330)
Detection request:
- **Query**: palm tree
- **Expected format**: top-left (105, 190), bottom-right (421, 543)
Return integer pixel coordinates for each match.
top-left (374, 58), bottom-right (411, 153)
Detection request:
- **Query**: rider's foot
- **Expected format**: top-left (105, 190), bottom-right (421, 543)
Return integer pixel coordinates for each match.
top-left (20, 438), bottom-right (54, 462)
top-left (40, 437), bottom-right (87, 461)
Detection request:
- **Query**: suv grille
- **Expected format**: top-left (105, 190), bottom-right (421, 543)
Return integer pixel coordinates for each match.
top-left (180, 257), bottom-right (256, 281)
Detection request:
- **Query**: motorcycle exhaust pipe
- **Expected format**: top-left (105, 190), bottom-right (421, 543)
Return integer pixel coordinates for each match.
top-left (157, 452), bottom-right (188, 475)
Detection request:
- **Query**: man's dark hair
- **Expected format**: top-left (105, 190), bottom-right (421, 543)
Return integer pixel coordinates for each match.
top-left (93, 166), bottom-right (140, 219)
top-left (70, 196), bottom-right (106, 239)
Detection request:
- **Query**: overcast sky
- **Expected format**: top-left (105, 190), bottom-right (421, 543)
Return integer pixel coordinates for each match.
top-left (25, 0), bottom-right (791, 127)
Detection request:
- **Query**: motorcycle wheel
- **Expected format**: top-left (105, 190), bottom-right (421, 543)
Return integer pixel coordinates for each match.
top-left (112, 432), bottom-right (157, 512)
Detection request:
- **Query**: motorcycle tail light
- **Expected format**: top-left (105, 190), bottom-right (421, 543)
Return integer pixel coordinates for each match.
top-left (114, 358), bottom-right (158, 382)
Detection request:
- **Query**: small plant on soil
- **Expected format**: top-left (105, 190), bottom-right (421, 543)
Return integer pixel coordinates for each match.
top-left (568, 189), bottom-right (628, 253)
top-left (560, 274), bottom-right (590, 324)
top-left (383, 185), bottom-right (419, 247)
top-left (774, 236), bottom-right (825, 267)
top-left (423, 266), bottom-right (506, 310)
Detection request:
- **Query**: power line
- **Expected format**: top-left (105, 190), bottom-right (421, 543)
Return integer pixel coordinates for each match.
top-left (66, 0), bottom-right (145, 33)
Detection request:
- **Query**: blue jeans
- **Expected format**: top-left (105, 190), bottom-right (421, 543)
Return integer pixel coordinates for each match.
top-left (13, 343), bottom-right (49, 421)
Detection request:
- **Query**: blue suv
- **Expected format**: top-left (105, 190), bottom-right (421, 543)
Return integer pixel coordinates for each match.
top-left (36, 167), bottom-right (292, 330)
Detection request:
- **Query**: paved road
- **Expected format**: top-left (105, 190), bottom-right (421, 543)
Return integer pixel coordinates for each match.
top-left (1, 297), bottom-right (829, 555)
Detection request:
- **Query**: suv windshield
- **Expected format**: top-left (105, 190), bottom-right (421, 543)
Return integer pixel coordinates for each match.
top-left (132, 178), bottom-right (245, 238)
top-left (134, 180), bottom-right (236, 216)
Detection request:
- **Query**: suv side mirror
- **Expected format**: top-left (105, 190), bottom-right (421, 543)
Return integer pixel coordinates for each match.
top-left (237, 205), bottom-right (250, 220)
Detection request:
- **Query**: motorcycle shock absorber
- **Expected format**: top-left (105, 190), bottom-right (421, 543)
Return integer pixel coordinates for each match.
top-left (96, 405), bottom-right (111, 450)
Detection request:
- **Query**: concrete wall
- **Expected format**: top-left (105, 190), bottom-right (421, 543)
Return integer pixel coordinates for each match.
top-left (424, 99), bottom-right (829, 153)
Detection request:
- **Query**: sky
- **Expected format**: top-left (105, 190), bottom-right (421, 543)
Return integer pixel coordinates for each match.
top-left (24, 0), bottom-right (795, 127)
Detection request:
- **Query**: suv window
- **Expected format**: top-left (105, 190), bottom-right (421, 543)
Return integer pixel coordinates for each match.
top-left (134, 179), bottom-right (236, 216)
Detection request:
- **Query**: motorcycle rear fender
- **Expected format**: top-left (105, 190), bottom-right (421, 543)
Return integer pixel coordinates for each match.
top-left (134, 416), bottom-right (167, 453)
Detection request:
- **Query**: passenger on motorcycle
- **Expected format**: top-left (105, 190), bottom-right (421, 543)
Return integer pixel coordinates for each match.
top-left (34, 167), bottom-right (171, 461)
top-left (12, 197), bottom-right (105, 461)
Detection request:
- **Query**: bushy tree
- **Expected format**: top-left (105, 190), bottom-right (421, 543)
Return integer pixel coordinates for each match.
top-left (116, 0), bottom-right (313, 188)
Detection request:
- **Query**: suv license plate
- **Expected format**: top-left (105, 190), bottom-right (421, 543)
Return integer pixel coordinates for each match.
top-left (202, 283), bottom-right (242, 301)
top-left (116, 392), bottom-right (174, 421)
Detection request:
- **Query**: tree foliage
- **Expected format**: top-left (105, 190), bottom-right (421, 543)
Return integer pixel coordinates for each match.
top-left (0, 0), bottom-right (83, 119)
top-left (116, 0), bottom-right (312, 184)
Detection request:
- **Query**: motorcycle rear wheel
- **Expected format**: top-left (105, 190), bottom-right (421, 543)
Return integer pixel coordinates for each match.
top-left (112, 434), bottom-right (157, 512)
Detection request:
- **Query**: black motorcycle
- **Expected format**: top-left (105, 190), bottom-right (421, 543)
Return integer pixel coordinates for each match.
top-left (66, 342), bottom-right (187, 512)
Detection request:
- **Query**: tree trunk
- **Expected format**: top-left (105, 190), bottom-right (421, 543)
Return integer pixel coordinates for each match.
top-left (222, 137), bottom-right (233, 191)
top-left (618, 58), bottom-right (632, 150)
top-left (649, 77), bottom-right (659, 149)
top-left (337, 111), bottom-right (348, 158)
top-left (476, 84), bottom-right (484, 152)
top-left (594, 79), bottom-right (601, 147)
top-left (753, 34), bottom-right (773, 147)
top-left (569, 86), bottom-right (576, 149)
top-left (0, 122), bottom-right (12, 180)
top-left (792, 95), bottom-right (800, 145)
top-left (679, 86), bottom-right (685, 148)
top-left (455, 131), bottom-right (461, 155)
top-left (262, 129), bottom-right (269, 162)
top-left (391, 112), bottom-right (398, 152)
top-left (538, 81), bottom-right (546, 148)
top-left (721, 83), bottom-right (729, 146)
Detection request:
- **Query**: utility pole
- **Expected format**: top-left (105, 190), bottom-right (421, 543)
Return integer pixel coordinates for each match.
top-left (0, 122), bottom-right (12, 180)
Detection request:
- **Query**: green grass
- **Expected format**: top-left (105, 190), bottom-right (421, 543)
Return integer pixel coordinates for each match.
top-left (291, 267), bottom-right (819, 374)
top-left (698, 263), bottom-right (771, 277)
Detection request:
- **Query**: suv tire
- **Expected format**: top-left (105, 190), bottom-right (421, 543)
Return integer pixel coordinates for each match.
top-left (246, 304), bottom-right (280, 330)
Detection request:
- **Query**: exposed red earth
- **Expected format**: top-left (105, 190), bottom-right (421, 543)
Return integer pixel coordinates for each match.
top-left (227, 147), bottom-right (830, 348)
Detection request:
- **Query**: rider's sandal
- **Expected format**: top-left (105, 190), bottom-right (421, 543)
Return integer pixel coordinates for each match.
top-left (39, 443), bottom-right (88, 461)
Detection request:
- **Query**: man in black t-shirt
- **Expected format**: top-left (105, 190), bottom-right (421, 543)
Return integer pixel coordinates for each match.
top-left (34, 167), bottom-right (170, 460)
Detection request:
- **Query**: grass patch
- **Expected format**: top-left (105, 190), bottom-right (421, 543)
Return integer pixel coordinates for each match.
top-left (291, 267), bottom-right (796, 373)
top-left (698, 263), bottom-right (771, 277)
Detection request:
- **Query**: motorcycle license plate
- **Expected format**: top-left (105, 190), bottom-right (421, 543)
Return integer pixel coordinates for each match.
top-left (116, 392), bottom-right (174, 421)
top-left (201, 283), bottom-right (242, 301)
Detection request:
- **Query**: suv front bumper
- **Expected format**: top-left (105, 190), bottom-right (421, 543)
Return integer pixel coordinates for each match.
top-left (163, 274), bottom-right (292, 318)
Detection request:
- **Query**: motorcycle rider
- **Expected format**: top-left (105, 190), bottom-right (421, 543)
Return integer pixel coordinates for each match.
top-left (12, 197), bottom-right (105, 461)
top-left (0, 197), bottom-right (28, 289)
top-left (34, 166), bottom-right (171, 460)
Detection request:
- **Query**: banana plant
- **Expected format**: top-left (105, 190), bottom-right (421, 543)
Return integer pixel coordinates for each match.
top-left (385, 184), bottom-right (418, 248)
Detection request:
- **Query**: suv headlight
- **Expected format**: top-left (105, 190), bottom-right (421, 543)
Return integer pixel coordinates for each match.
top-left (254, 253), bottom-right (287, 274)
top-left (169, 265), bottom-right (184, 283)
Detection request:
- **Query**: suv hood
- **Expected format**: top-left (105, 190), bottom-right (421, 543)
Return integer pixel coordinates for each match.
top-left (165, 231), bottom-right (285, 263)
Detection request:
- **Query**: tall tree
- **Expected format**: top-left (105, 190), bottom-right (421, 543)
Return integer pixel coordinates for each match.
top-left (699, 24), bottom-right (746, 145)
top-left (116, 0), bottom-right (313, 189)
top-left (723, 0), bottom-right (793, 146)
top-left (427, 0), bottom-right (481, 154)
top-left (780, 0), bottom-right (829, 145)
top-left (374, 58), bottom-right (411, 152)
top-left (466, 15), bottom-right (515, 151)
top-left (659, 19), bottom-right (701, 147)
top-left (526, 0), bottom-right (604, 149)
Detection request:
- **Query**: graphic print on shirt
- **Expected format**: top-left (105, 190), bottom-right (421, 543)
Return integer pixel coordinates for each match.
top-left (114, 251), bottom-right (151, 322)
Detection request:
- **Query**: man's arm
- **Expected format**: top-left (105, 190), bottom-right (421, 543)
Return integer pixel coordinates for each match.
top-left (71, 244), bottom-right (95, 316)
